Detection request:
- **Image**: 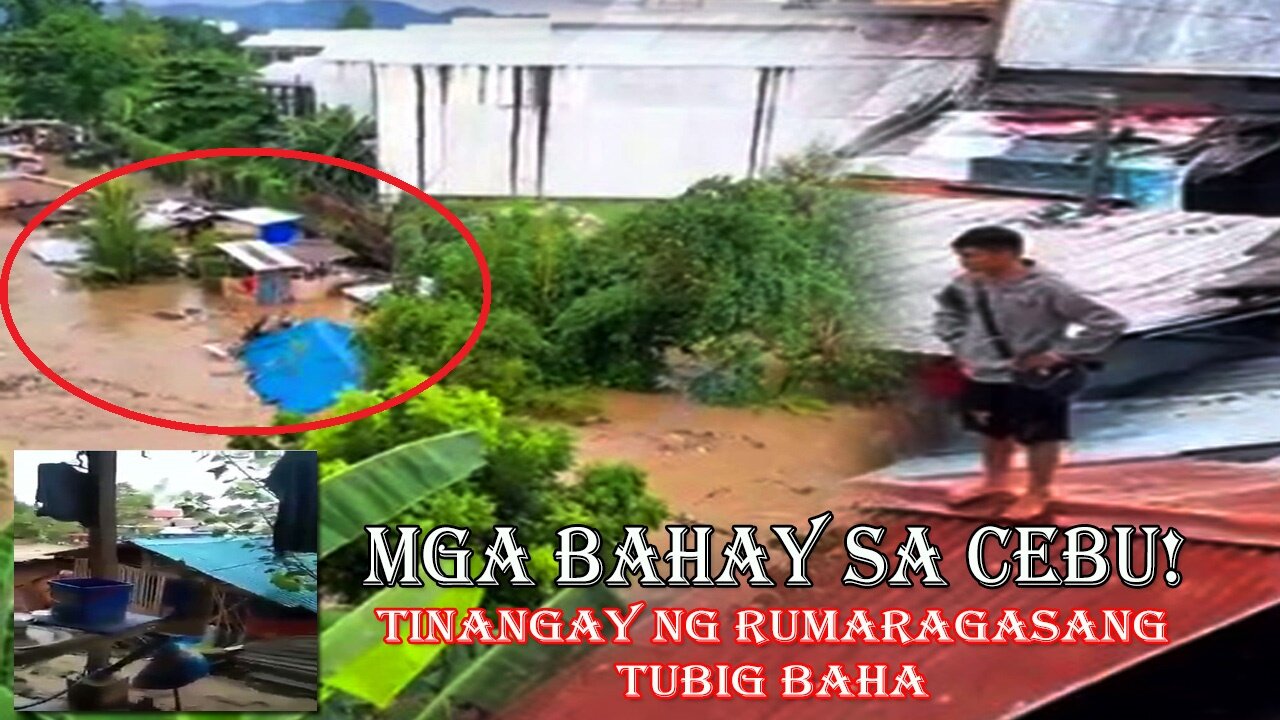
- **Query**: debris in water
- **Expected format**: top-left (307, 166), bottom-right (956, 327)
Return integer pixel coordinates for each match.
top-left (154, 310), bottom-right (187, 321)
top-left (27, 239), bottom-right (85, 266)
top-left (202, 344), bottom-right (232, 361)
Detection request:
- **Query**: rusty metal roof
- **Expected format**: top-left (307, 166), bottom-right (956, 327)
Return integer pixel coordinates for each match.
top-left (854, 195), bottom-right (1280, 355)
top-left (508, 459), bottom-right (1280, 719)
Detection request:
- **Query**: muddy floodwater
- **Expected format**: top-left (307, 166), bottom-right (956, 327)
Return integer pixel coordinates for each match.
top-left (2, 216), bottom-right (897, 528)
top-left (576, 392), bottom-right (900, 529)
top-left (0, 218), bottom-right (354, 451)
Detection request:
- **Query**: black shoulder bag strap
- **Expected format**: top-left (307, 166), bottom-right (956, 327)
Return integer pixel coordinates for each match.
top-left (973, 283), bottom-right (1015, 360)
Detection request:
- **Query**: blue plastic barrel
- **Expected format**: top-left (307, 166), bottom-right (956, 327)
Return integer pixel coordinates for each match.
top-left (49, 578), bottom-right (134, 628)
top-left (260, 221), bottom-right (298, 245)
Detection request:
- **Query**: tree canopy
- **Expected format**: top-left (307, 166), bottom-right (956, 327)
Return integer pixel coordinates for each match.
top-left (337, 2), bottom-right (373, 29)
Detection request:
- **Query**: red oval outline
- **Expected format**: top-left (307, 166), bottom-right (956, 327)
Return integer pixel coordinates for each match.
top-left (1, 147), bottom-right (490, 436)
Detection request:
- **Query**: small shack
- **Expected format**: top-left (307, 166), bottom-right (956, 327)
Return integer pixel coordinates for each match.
top-left (1, 145), bottom-right (45, 175)
top-left (57, 535), bottom-right (317, 643)
top-left (0, 120), bottom-right (84, 153)
top-left (215, 240), bottom-right (306, 305)
top-left (13, 544), bottom-right (75, 613)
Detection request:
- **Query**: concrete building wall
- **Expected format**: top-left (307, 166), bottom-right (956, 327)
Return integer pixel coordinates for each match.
top-left (247, 12), bottom-right (988, 198)
top-left (316, 61), bottom-right (376, 118)
top-left (373, 62), bottom-right (940, 198)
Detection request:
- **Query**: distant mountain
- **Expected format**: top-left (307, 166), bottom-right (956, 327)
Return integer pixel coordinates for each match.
top-left (105, 0), bottom-right (499, 30)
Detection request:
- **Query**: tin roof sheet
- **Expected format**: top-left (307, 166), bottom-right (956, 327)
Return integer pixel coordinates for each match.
top-left (846, 110), bottom-right (1220, 181)
top-left (511, 459), bottom-right (1280, 719)
top-left (996, 0), bottom-right (1280, 79)
top-left (215, 240), bottom-right (306, 273)
top-left (891, 352), bottom-right (1280, 477)
top-left (314, 16), bottom-right (988, 67)
top-left (130, 536), bottom-right (317, 612)
top-left (218, 207), bottom-right (303, 227)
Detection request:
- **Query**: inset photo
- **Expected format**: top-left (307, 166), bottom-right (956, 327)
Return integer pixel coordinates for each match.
top-left (10, 449), bottom-right (318, 712)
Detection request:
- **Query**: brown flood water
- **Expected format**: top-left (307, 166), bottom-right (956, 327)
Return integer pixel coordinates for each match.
top-left (2, 207), bottom-right (899, 529)
top-left (577, 392), bottom-right (901, 529)
top-left (1, 217), bottom-right (353, 452)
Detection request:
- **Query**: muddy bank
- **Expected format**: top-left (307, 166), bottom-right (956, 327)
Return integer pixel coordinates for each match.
top-left (577, 391), bottom-right (903, 529)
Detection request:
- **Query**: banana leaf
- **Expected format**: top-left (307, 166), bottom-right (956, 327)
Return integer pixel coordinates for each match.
top-left (321, 605), bottom-right (353, 633)
top-left (1, 521), bottom-right (13, 713)
top-left (408, 585), bottom-right (623, 720)
top-left (321, 578), bottom-right (483, 709)
top-left (320, 431), bottom-right (486, 559)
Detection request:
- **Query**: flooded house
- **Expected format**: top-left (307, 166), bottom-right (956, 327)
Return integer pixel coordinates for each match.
top-left (213, 238), bottom-right (357, 305)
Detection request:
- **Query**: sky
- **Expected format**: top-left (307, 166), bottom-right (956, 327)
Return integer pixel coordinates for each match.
top-left (12, 450), bottom-right (258, 509)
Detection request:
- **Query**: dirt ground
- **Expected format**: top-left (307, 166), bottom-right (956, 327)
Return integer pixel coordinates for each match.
top-left (14, 653), bottom-right (318, 712)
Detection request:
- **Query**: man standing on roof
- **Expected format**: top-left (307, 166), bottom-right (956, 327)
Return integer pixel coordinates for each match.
top-left (933, 226), bottom-right (1128, 520)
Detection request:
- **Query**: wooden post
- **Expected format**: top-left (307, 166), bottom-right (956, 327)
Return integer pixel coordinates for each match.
top-left (85, 451), bottom-right (119, 672)
top-left (1084, 91), bottom-right (1117, 214)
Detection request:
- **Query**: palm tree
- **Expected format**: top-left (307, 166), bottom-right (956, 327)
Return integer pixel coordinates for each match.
top-left (78, 180), bottom-right (179, 285)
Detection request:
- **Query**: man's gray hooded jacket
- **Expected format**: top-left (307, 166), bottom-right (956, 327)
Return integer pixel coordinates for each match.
top-left (932, 262), bottom-right (1129, 383)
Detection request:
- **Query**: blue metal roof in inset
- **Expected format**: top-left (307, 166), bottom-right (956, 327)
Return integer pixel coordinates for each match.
top-left (130, 536), bottom-right (317, 612)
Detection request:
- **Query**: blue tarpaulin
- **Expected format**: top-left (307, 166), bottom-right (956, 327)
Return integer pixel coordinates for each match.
top-left (240, 319), bottom-right (363, 414)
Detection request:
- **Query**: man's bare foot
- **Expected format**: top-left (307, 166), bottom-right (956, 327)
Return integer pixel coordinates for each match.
top-left (1002, 492), bottom-right (1052, 521)
top-left (945, 482), bottom-right (1018, 508)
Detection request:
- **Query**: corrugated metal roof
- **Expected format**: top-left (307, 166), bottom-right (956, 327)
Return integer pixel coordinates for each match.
top-left (242, 29), bottom-right (350, 49)
top-left (215, 240), bottom-right (306, 273)
top-left (859, 195), bottom-right (1280, 355)
top-left (510, 460), bottom-right (1280, 719)
top-left (130, 536), bottom-right (317, 612)
top-left (851, 458), bottom-right (1280, 548)
top-left (997, 0), bottom-right (1280, 79)
top-left (891, 353), bottom-right (1280, 477)
top-left (218, 207), bottom-right (303, 227)
top-left (284, 236), bottom-right (356, 266)
top-left (259, 56), bottom-right (324, 85)
top-left (846, 110), bottom-right (1219, 182)
top-left (314, 17), bottom-right (988, 67)
top-left (1133, 352), bottom-right (1280, 397)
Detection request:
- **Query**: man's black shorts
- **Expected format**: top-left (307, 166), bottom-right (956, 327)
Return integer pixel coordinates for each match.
top-left (959, 380), bottom-right (1071, 445)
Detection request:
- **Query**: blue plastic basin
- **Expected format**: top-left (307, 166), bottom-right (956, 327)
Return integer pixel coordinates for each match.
top-left (49, 577), bottom-right (134, 628)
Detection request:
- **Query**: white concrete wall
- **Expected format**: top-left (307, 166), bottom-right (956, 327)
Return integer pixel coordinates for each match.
top-left (269, 13), bottom-right (986, 198)
top-left (370, 62), bottom-right (907, 199)
top-left (315, 61), bottom-right (376, 119)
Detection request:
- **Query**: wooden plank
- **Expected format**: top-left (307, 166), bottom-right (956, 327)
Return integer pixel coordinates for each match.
top-left (85, 451), bottom-right (119, 672)
top-left (14, 617), bottom-right (164, 668)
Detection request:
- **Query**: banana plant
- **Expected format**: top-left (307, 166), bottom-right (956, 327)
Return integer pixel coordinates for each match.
top-left (318, 431), bottom-right (487, 708)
